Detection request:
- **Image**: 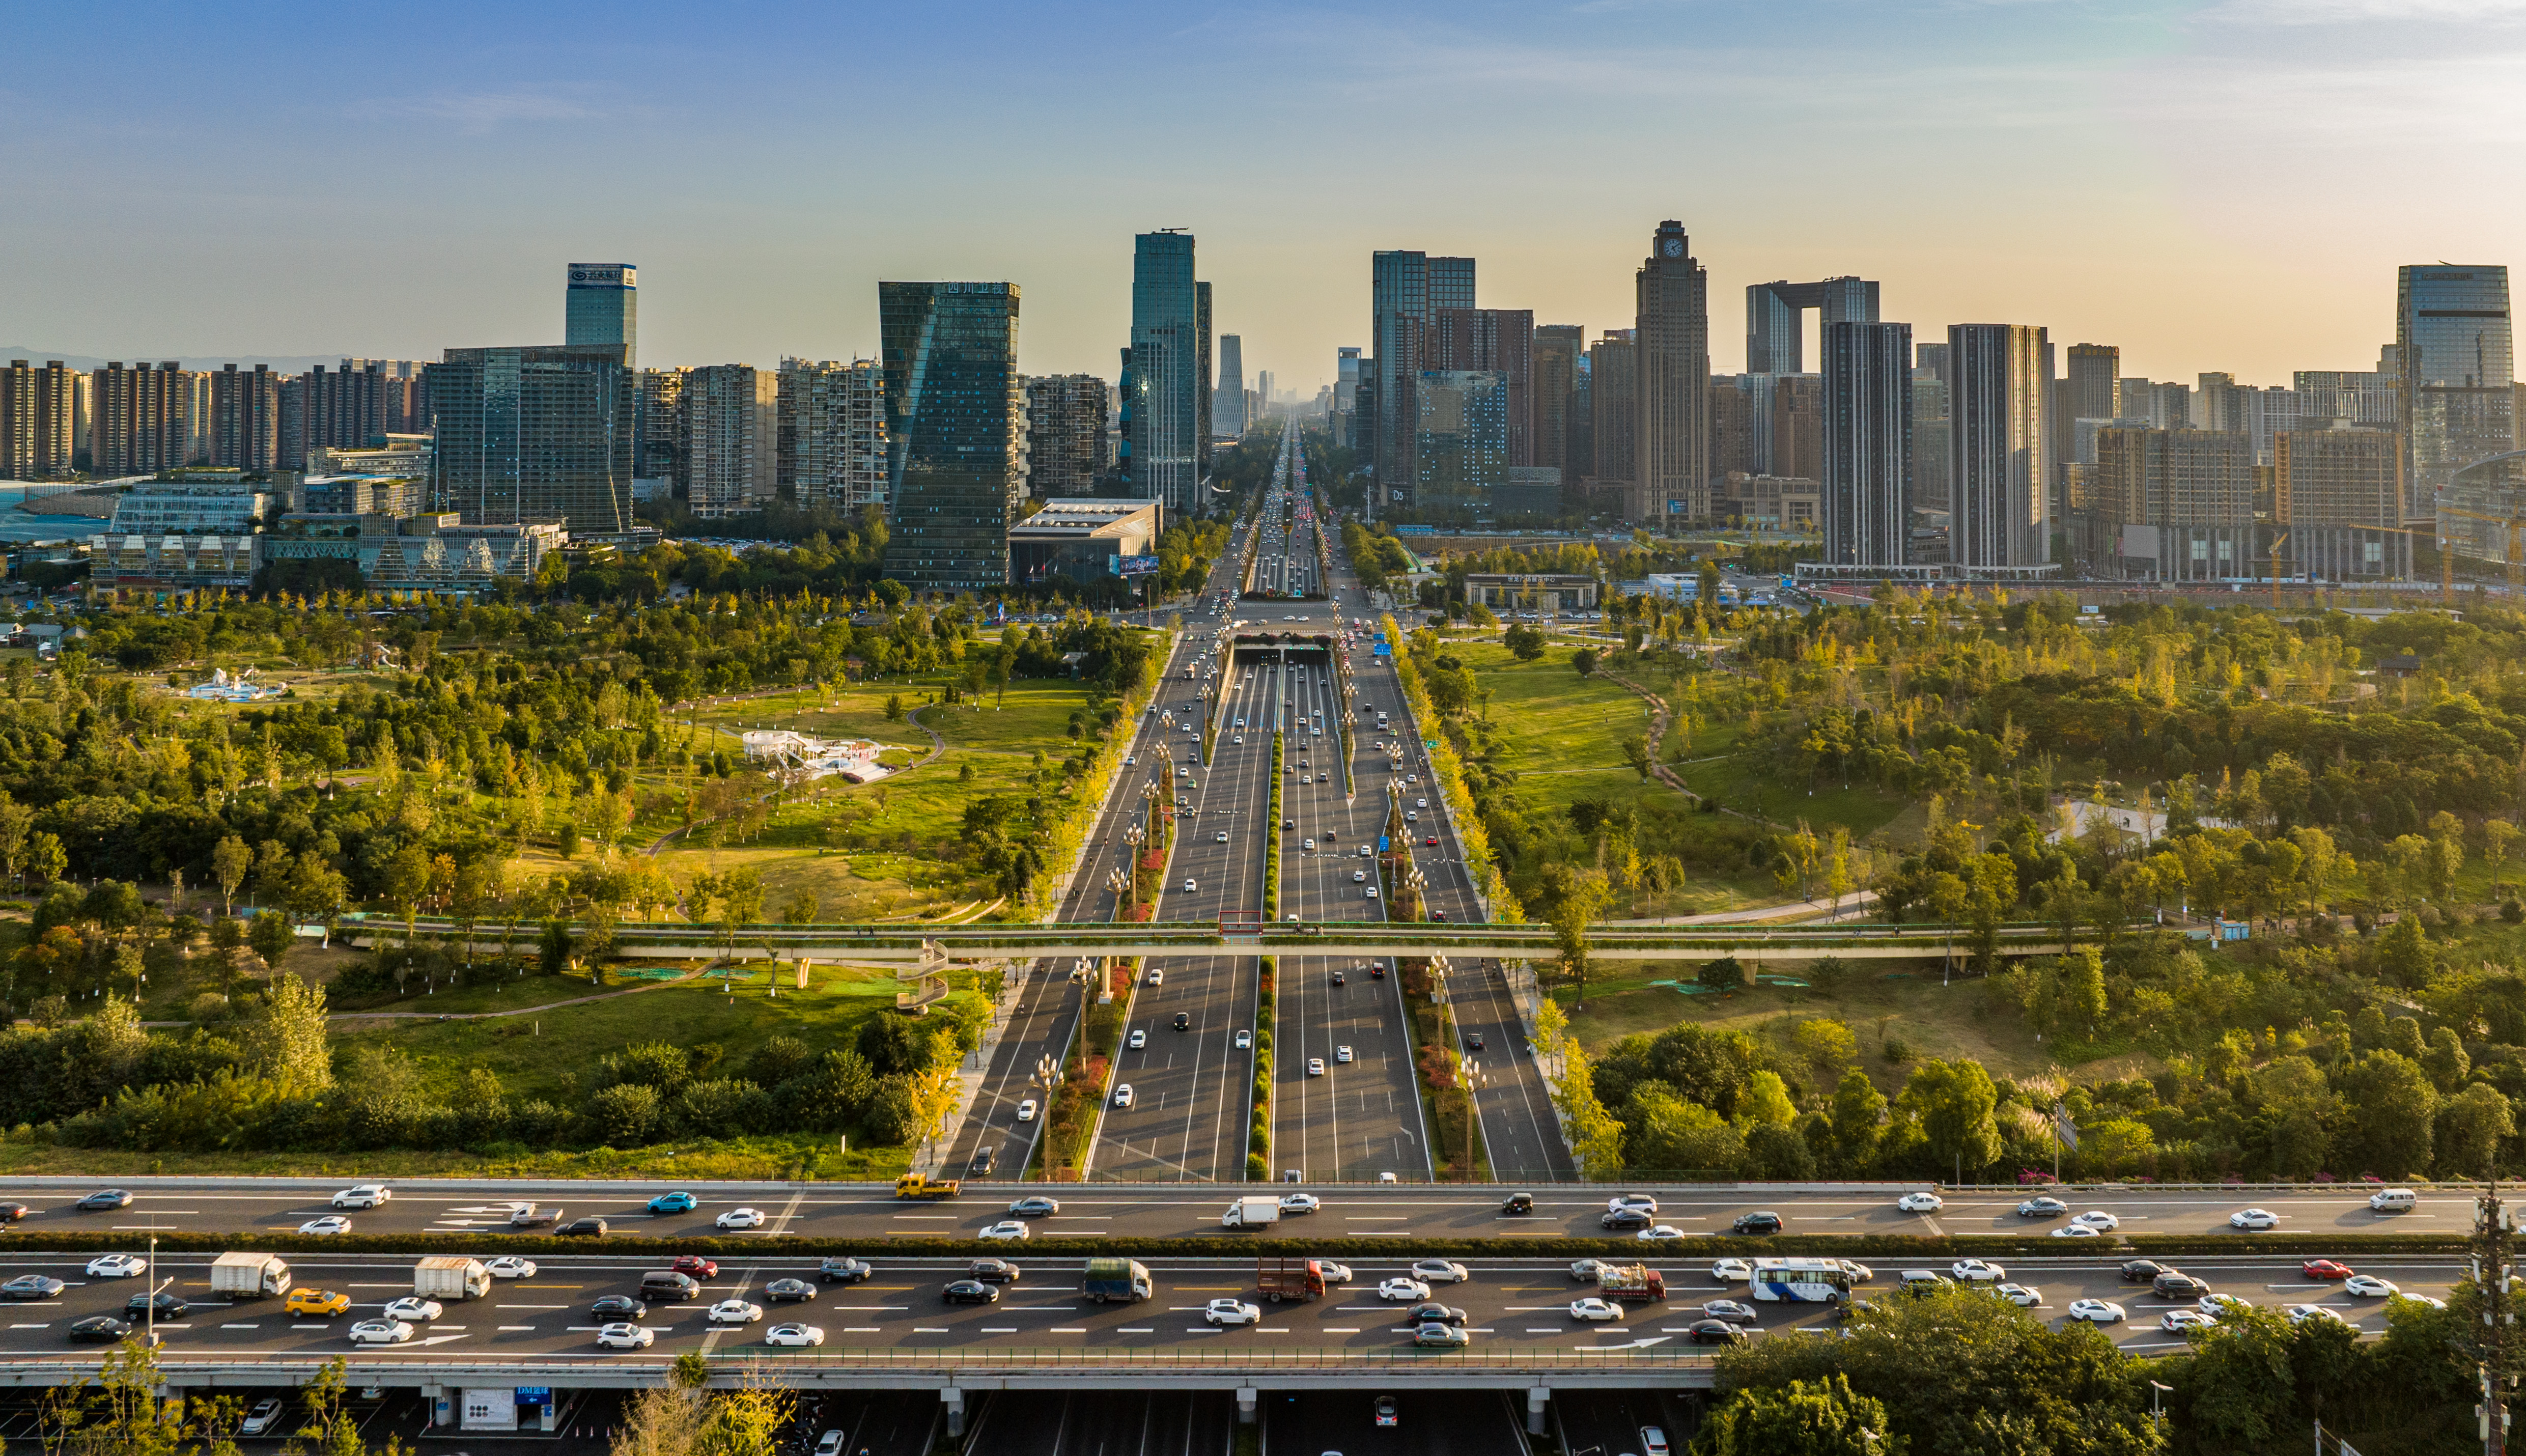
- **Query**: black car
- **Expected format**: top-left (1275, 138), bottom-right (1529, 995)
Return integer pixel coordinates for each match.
top-left (68, 1315), bottom-right (138, 1344)
top-left (2153, 1273), bottom-right (2211, 1300)
top-left (0, 1202), bottom-right (29, 1222)
top-left (2120, 1260), bottom-right (2171, 1283)
top-left (969, 1146), bottom-right (997, 1177)
top-left (591, 1296), bottom-right (648, 1320)
top-left (1468, 1033), bottom-right (1485, 1051)
top-left (765, 1278), bottom-right (818, 1303)
top-left (1174, 1013), bottom-right (1191, 1031)
top-left (943, 1280), bottom-right (1000, 1304)
top-left (819, 1257), bottom-right (874, 1284)
top-left (75, 1190), bottom-right (133, 1212)
top-left (968, 1259), bottom-right (1022, 1284)
top-left (1501, 1193), bottom-right (1533, 1215)
top-left (1732, 1212), bottom-right (1784, 1235)
top-left (125, 1292), bottom-right (190, 1320)
top-left (558, 1217), bottom-right (609, 1237)
top-left (1601, 1208), bottom-right (1654, 1230)
top-left (1686, 1319), bottom-right (1747, 1345)
top-left (2, 1275), bottom-right (65, 1300)
top-left (1404, 1303), bottom-right (1466, 1325)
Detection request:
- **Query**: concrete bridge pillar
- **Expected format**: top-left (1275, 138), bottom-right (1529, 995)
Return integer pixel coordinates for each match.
top-left (1527, 1387), bottom-right (1551, 1436)
top-left (1237, 1388), bottom-right (1258, 1425)
top-left (942, 1387), bottom-right (966, 1439)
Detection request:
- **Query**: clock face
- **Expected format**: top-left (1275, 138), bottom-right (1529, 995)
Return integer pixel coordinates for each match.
top-left (1663, 237), bottom-right (1683, 258)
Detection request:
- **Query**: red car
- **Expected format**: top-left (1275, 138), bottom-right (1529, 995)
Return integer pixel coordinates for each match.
top-left (2302, 1259), bottom-right (2353, 1280)
top-left (1424, 836), bottom-right (1439, 847)
top-left (672, 1255), bottom-right (719, 1279)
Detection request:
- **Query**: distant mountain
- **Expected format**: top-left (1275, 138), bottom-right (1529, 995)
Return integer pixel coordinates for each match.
top-left (0, 348), bottom-right (392, 373)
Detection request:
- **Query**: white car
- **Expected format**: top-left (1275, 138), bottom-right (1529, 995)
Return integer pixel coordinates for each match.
top-left (2050, 1224), bottom-right (2100, 1239)
top-left (1279, 1193), bottom-right (1322, 1215)
top-left (1204, 1298), bottom-right (1262, 1326)
top-left (1016, 1100), bottom-right (1039, 1123)
top-left (2230, 1208), bottom-right (2281, 1230)
top-left (240, 1399), bottom-right (285, 1436)
top-left (2066, 1299), bottom-right (2126, 1324)
top-left (2070, 1210), bottom-right (2119, 1230)
top-left (2200, 1292), bottom-right (2254, 1316)
top-left (1128, 1030), bottom-right (1147, 1049)
top-left (2393, 1293), bottom-right (2449, 1310)
top-left (765, 1323), bottom-right (826, 1348)
top-left (1951, 1259), bottom-right (2006, 1282)
top-left (1636, 1225), bottom-right (1690, 1243)
top-left (85, 1255), bottom-right (145, 1279)
top-left (1353, 870), bottom-right (1367, 883)
top-left (597, 1322), bottom-right (655, 1350)
top-left (330, 1185), bottom-right (390, 1210)
top-left (1710, 1258), bottom-right (1753, 1282)
top-left (1991, 1283), bottom-right (2040, 1307)
top-left (1363, 886), bottom-right (1379, 900)
top-left (2161, 1309), bottom-right (2219, 1333)
top-left (1569, 1297), bottom-right (1624, 1322)
top-left (1146, 970), bottom-right (1163, 987)
top-left (1319, 1262), bottom-right (1354, 1283)
top-left (1307, 1058), bottom-right (1326, 1077)
top-left (980, 1221), bottom-right (1031, 1242)
top-left (1336, 1046), bottom-right (1354, 1063)
top-left (1603, 1193), bottom-right (1658, 1215)
top-left (2288, 1304), bottom-right (2349, 1327)
top-left (381, 1297), bottom-right (443, 1323)
top-left (1234, 1030), bottom-right (1252, 1050)
top-left (1217, 831), bottom-right (1230, 843)
top-left (716, 1208), bottom-right (767, 1231)
top-left (485, 1257), bottom-right (538, 1280)
top-left (1839, 1261), bottom-right (1875, 1284)
top-left (1409, 1260), bottom-right (1470, 1284)
top-left (348, 1319), bottom-right (414, 1345)
top-left (707, 1300), bottom-right (765, 1326)
top-left (1113, 1085), bottom-right (1135, 1108)
top-left (1378, 1278), bottom-right (1433, 1301)
top-left (298, 1216), bottom-right (352, 1236)
top-left (2344, 1275), bottom-right (2401, 1298)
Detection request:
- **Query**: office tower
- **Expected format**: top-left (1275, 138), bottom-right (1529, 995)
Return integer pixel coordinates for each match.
top-left (681, 365), bottom-right (777, 517)
top-left (1196, 282), bottom-right (1214, 468)
top-left (2066, 345), bottom-right (2120, 423)
top-left (1709, 377), bottom-right (1758, 480)
top-left (1026, 374), bottom-right (1111, 497)
top-left (1636, 220), bottom-right (1710, 523)
top-left (1414, 371), bottom-right (1508, 514)
top-left (1369, 249), bottom-right (1475, 511)
top-left (1822, 322), bottom-right (1913, 566)
top-left (1745, 277), bottom-right (1880, 375)
top-left (1, 360), bottom-right (77, 480)
top-left (2195, 373), bottom-right (2239, 433)
top-left (2399, 265), bottom-right (2516, 520)
top-left (1910, 370), bottom-right (1951, 512)
top-left (208, 363), bottom-right (280, 472)
top-left (2277, 425), bottom-right (2409, 578)
top-left (426, 345), bottom-right (635, 534)
top-left (1532, 325), bottom-right (1584, 482)
top-left (1586, 330), bottom-right (1637, 502)
top-left (1130, 233), bottom-right (1203, 512)
top-left (1916, 342), bottom-right (1951, 391)
top-left (2095, 428), bottom-right (2255, 580)
top-left (89, 362), bottom-right (189, 477)
top-left (778, 358), bottom-right (889, 512)
top-left (1428, 308), bottom-right (1535, 465)
top-left (1215, 334), bottom-right (1247, 438)
top-left (1770, 375), bottom-right (1825, 482)
top-left (637, 368), bottom-right (689, 486)
top-left (1256, 371), bottom-right (1274, 410)
top-left (878, 281), bottom-right (1022, 593)
top-left (1569, 350), bottom-right (1593, 483)
top-left (1333, 347), bottom-right (1361, 446)
top-left (565, 264), bottom-right (637, 370)
top-left (1948, 324), bottom-right (2052, 569)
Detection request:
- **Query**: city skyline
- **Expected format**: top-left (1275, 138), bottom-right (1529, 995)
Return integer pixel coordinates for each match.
top-left (6, 2), bottom-right (2520, 390)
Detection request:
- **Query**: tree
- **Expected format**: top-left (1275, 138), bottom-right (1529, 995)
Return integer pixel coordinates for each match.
top-left (1697, 955), bottom-right (1748, 993)
top-left (1627, 1088), bottom-right (1746, 1174)
top-left (250, 971), bottom-right (333, 1092)
top-left (211, 834), bottom-right (251, 915)
top-left (2437, 1081), bottom-right (2515, 1178)
top-left (1734, 1069), bottom-right (1798, 1129)
top-left (1792, 1018), bottom-right (1858, 1077)
top-left (247, 909), bottom-right (295, 970)
top-left (1503, 624), bottom-right (1547, 661)
top-left (1573, 647), bottom-right (1599, 678)
top-left (2486, 818), bottom-right (2522, 898)
top-left (2338, 1050), bottom-right (2437, 1178)
top-left (1545, 866), bottom-right (1614, 1004)
top-left (1828, 1066), bottom-right (1888, 1168)
top-left (1621, 734), bottom-right (1652, 781)
top-left (26, 828), bottom-right (65, 886)
top-left (2377, 915), bottom-right (2433, 988)
top-left (381, 844), bottom-right (431, 939)
top-left (1897, 1058), bottom-right (2003, 1181)
top-left (1704, 1374), bottom-right (1903, 1456)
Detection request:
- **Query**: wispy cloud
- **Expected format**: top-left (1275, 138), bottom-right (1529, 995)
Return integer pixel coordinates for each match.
top-left (400, 87), bottom-right (602, 132)
top-left (2196, 0), bottom-right (2526, 23)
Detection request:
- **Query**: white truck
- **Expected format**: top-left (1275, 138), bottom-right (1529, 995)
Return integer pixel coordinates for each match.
top-left (1221, 1196), bottom-right (1281, 1230)
top-left (413, 1256), bottom-right (492, 1302)
top-left (209, 1252), bottom-right (292, 1299)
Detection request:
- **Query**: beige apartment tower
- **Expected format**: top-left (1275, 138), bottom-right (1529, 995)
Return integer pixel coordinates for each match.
top-left (1635, 220), bottom-right (1710, 524)
top-left (1, 360), bottom-right (78, 480)
top-left (683, 365), bottom-right (778, 517)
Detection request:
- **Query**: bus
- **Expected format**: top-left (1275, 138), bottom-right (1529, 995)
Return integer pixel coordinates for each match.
top-left (1748, 1257), bottom-right (1854, 1303)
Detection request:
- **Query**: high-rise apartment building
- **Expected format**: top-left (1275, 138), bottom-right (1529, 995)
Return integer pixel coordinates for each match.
top-left (1709, 377), bottom-right (1758, 481)
top-left (1027, 374), bottom-right (1111, 497)
top-left (565, 264), bottom-right (637, 370)
top-left (1, 360), bottom-right (77, 480)
top-left (879, 281), bottom-right (1022, 592)
top-left (2095, 427), bottom-right (2255, 580)
top-left (1414, 371), bottom-right (1508, 514)
top-left (1822, 322), bottom-right (1912, 566)
top-left (89, 362), bottom-right (189, 477)
top-left (1635, 220), bottom-right (1710, 523)
top-left (1910, 368), bottom-right (1950, 512)
top-left (209, 363), bottom-right (280, 473)
top-left (777, 358), bottom-right (888, 513)
top-left (1948, 324), bottom-right (2052, 569)
top-left (2066, 345), bottom-right (2121, 425)
top-left (1196, 282), bottom-right (1214, 469)
top-left (2399, 264), bottom-right (2515, 521)
top-left (1587, 330), bottom-right (1637, 503)
top-left (1129, 234), bottom-right (1204, 512)
top-left (638, 368), bottom-right (688, 486)
top-left (426, 345), bottom-right (635, 535)
top-left (1746, 277), bottom-right (1879, 375)
top-left (1532, 325), bottom-right (1584, 484)
top-left (682, 365), bottom-right (777, 517)
top-left (1369, 249), bottom-right (1474, 512)
top-left (1428, 308), bottom-right (1535, 466)
top-left (2276, 424), bottom-right (2409, 578)
top-left (1215, 334), bottom-right (1247, 439)
top-left (285, 362), bottom-right (389, 470)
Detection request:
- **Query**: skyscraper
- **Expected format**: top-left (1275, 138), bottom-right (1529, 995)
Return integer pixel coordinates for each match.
top-left (89, 362), bottom-right (188, 477)
top-left (1822, 321), bottom-right (1913, 566)
top-left (1027, 374), bottom-right (1112, 496)
top-left (1532, 325), bottom-right (1584, 485)
top-left (1415, 370), bottom-right (1509, 514)
top-left (1948, 324), bottom-right (2052, 569)
top-left (1587, 329), bottom-right (1636, 502)
top-left (1369, 249), bottom-right (1474, 512)
top-left (1636, 220), bottom-right (1710, 523)
top-left (1746, 277), bottom-right (1879, 375)
top-left (426, 345), bottom-right (635, 534)
top-left (879, 281), bottom-right (1022, 593)
top-left (1, 360), bottom-right (77, 480)
top-left (1428, 308), bottom-right (1534, 466)
top-left (2066, 345), bottom-right (2121, 424)
top-left (209, 363), bottom-right (279, 473)
top-left (1196, 281), bottom-right (1214, 469)
top-left (638, 368), bottom-right (689, 487)
top-left (566, 264), bottom-right (637, 370)
top-left (778, 359), bottom-right (886, 514)
top-left (1130, 233), bottom-right (1203, 513)
top-left (2399, 264), bottom-right (2515, 521)
top-left (1215, 334), bottom-right (1247, 439)
top-left (1910, 368), bottom-right (1950, 512)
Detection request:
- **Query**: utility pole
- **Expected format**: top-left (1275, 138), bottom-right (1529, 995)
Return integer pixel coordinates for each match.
top-left (2477, 1179), bottom-right (2517, 1456)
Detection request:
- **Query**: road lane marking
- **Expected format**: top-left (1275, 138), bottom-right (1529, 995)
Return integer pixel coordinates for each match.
top-left (497, 1325), bottom-right (537, 1331)
top-left (1119, 1327), bottom-right (1154, 1333)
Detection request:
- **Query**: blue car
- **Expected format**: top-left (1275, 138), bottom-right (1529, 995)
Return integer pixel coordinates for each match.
top-left (647, 1191), bottom-right (697, 1215)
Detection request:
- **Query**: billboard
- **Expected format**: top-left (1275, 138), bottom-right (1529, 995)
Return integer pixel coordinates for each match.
top-left (1112, 554), bottom-right (1161, 577)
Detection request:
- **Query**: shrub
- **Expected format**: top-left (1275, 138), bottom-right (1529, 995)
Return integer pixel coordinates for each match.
top-left (584, 1082), bottom-right (664, 1145)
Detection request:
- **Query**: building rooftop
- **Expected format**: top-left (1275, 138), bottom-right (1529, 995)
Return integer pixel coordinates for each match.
top-left (1009, 498), bottom-right (1160, 539)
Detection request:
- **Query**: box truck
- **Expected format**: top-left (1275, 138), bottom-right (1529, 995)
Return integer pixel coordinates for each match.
top-left (1081, 1258), bottom-right (1154, 1304)
top-left (209, 1252), bottom-right (291, 1299)
top-left (1221, 1196), bottom-right (1281, 1230)
top-left (414, 1256), bottom-right (492, 1302)
top-left (1256, 1258), bottom-right (1328, 1303)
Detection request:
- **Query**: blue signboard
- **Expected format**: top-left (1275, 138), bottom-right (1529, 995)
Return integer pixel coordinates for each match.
top-left (1379, 836), bottom-right (1389, 851)
top-left (1372, 644), bottom-right (1391, 656)
top-left (1112, 554), bottom-right (1161, 577)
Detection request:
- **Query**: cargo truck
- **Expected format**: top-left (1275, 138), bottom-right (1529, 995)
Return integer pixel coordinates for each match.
top-left (1221, 1196), bottom-right (1281, 1229)
top-left (894, 1173), bottom-right (961, 1200)
top-left (413, 1256), bottom-right (492, 1302)
top-left (1081, 1258), bottom-right (1154, 1304)
top-left (1257, 1258), bottom-right (1328, 1303)
top-left (209, 1252), bottom-right (291, 1299)
top-left (1594, 1263), bottom-right (1668, 1301)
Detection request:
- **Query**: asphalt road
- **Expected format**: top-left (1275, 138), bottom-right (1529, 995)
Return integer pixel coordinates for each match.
top-left (0, 1249), bottom-right (2463, 1370)
top-left (971, 1389), bottom-right (1231, 1456)
top-left (1554, 1386), bottom-right (1700, 1456)
top-left (1265, 1387), bottom-right (1525, 1456)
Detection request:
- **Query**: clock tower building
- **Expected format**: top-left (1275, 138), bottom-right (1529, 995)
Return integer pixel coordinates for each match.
top-left (1635, 220), bottom-right (1710, 525)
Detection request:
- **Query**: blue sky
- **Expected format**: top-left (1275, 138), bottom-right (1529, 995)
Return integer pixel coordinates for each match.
top-left (3, 1), bottom-right (2519, 389)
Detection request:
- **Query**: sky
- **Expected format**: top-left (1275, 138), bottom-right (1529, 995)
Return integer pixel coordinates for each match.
top-left (4, 1), bottom-right (2521, 393)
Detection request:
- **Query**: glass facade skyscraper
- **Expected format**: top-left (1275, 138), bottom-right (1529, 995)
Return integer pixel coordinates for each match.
top-left (1414, 370), bottom-right (1508, 515)
top-left (426, 345), bottom-right (635, 535)
top-left (2400, 264), bottom-right (2515, 526)
top-left (878, 281), bottom-right (1022, 593)
top-left (1368, 249), bottom-right (1474, 514)
top-left (1130, 234), bottom-right (1202, 513)
top-left (1822, 321), bottom-right (1913, 567)
top-left (565, 265), bottom-right (637, 370)
top-left (1948, 323), bottom-right (2052, 569)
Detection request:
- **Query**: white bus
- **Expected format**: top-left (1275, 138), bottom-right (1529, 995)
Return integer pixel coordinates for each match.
top-left (1748, 1257), bottom-right (1854, 1303)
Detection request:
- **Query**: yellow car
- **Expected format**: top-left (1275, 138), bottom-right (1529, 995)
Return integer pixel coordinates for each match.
top-left (286, 1288), bottom-right (350, 1317)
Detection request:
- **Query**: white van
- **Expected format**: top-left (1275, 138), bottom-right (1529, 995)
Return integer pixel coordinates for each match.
top-left (2370, 1188), bottom-right (2417, 1212)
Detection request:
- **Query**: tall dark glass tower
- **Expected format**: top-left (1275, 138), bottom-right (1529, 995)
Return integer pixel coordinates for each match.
top-left (1131, 234), bottom-right (1202, 513)
top-left (878, 281), bottom-right (1021, 593)
top-left (2400, 264), bottom-right (2515, 526)
top-left (1822, 321), bottom-right (1913, 566)
top-left (564, 265), bottom-right (637, 370)
top-left (426, 345), bottom-right (634, 534)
